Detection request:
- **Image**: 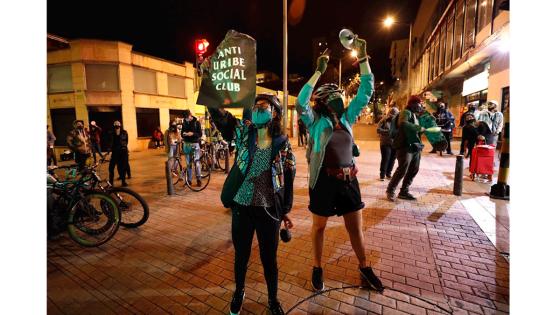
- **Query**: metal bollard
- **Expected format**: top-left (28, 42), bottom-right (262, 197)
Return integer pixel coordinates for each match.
top-left (165, 159), bottom-right (174, 195)
top-left (453, 155), bottom-right (464, 196)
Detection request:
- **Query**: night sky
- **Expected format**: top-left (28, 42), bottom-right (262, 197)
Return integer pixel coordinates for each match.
top-left (48, 0), bottom-right (420, 87)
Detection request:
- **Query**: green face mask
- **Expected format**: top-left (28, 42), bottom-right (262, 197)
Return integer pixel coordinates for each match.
top-left (328, 97), bottom-right (345, 117)
top-left (252, 108), bottom-right (272, 128)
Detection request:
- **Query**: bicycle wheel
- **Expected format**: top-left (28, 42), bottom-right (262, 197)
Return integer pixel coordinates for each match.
top-left (67, 192), bottom-right (120, 247)
top-left (108, 187), bottom-right (149, 228)
top-left (171, 158), bottom-right (183, 185)
top-left (185, 158), bottom-right (211, 192)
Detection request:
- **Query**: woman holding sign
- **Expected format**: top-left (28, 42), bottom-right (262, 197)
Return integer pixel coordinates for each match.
top-left (295, 36), bottom-right (384, 293)
top-left (209, 94), bottom-right (295, 315)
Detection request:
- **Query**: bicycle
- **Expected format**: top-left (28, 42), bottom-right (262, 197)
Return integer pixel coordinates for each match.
top-left (47, 165), bottom-right (121, 247)
top-left (51, 156), bottom-right (150, 228)
top-left (170, 142), bottom-right (211, 192)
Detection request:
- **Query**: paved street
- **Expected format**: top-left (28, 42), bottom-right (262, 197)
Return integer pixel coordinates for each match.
top-left (47, 131), bottom-right (509, 315)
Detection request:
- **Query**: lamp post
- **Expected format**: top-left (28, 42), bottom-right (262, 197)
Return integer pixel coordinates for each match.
top-left (338, 49), bottom-right (357, 87)
top-left (282, 0), bottom-right (288, 131)
top-left (383, 16), bottom-right (413, 98)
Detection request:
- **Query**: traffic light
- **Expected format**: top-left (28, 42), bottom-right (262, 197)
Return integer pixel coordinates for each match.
top-left (195, 39), bottom-right (209, 56)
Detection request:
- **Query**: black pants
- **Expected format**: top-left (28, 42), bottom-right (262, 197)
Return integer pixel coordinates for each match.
top-left (443, 131), bottom-right (453, 153)
top-left (232, 204), bottom-right (280, 302)
top-left (91, 142), bottom-right (103, 162)
top-left (109, 151), bottom-right (127, 184)
top-left (154, 139), bottom-right (162, 148)
top-left (379, 144), bottom-right (396, 178)
top-left (387, 149), bottom-right (421, 194)
top-left (298, 132), bottom-right (307, 146)
top-left (75, 152), bottom-right (90, 171)
top-left (460, 135), bottom-right (466, 155)
top-left (47, 147), bottom-right (57, 166)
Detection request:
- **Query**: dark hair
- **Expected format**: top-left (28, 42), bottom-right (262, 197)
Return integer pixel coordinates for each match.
top-left (312, 99), bottom-right (337, 122)
top-left (268, 113), bottom-right (283, 138)
top-left (184, 109), bottom-right (192, 118)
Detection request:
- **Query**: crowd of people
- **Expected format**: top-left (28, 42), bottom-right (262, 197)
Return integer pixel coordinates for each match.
top-left (46, 33), bottom-right (506, 315)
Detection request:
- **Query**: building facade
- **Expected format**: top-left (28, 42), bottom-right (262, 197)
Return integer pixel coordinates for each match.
top-left (47, 35), bottom-right (299, 153)
top-left (407, 0), bottom-right (510, 136)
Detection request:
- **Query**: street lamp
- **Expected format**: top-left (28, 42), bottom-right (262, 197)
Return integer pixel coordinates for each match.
top-left (339, 50), bottom-right (358, 87)
top-left (350, 49), bottom-right (358, 58)
top-left (383, 15), bottom-right (413, 98)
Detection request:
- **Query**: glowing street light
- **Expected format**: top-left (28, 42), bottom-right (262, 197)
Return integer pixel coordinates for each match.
top-left (350, 49), bottom-right (358, 58)
top-left (383, 16), bottom-right (395, 28)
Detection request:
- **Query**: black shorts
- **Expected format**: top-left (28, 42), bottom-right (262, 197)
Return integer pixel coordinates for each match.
top-left (309, 168), bottom-right (364, 217)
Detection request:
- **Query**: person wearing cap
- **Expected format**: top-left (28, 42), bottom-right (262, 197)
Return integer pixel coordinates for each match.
top-left (377, 106), bottom-right (399, 181)
top-left (208, 94), bottom-right (295, 315)
top-left (89, 121), bottom-right (103, 163)
top-left (108, 120), bottom-right (129, 187)
top-left (487, 100), bottom-right (503, 146)
top-left (386, 95), bottom-right (426, 202)
top-left (296, 38), bottom-right (384, 294)
top-left (66, 120), bottom-right (91, 170)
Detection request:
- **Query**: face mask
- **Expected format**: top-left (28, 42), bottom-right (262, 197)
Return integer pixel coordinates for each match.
top-left (114, 126), bottom-right (121, 129)
top-left (252, 108), bottom-right (272, 128)
top-left (77, 125), bottom-right (84, 130)
top-left (327, 97), bottom-right (344, 116)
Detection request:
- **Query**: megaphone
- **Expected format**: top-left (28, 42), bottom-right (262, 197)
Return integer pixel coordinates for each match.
top-left (339, 28), bottom-right (357, 50)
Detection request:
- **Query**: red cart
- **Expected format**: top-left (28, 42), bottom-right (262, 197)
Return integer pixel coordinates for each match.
top-left (469, 144), bottom-right (495, 181)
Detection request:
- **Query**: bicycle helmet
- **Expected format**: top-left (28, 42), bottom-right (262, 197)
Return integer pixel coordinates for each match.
top-left (255, 93), bottom-right (283, 116)
top-left (312, 83), bottom-right (343, 104)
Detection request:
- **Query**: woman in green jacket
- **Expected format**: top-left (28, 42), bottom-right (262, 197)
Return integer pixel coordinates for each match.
top-left (296, 38), bottom-right (383, 293)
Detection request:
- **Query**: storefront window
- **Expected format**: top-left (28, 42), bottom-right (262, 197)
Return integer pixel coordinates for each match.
top-left (136, 108), bottom-right (160, 137)
top-left (439, 26), bottom-right (446, 75)
top-left (453, 0), bottom-right (465, 61)
top-left (168, 75), bottom-right (186, 98)
top-left (477, 0), bottom-right (494, 32)
top-left (48, 64), bottom-right (73, 93)
top-left (86, 64), bottom-right (119, 91)
top-left (464, 0), bottom-right (477, 53)
top-left (133, 67), bottom-right (157, 94)
top-left (50, 108), bottom-right (76, 146)
top-left (445, 11), bottom-right (454, 68)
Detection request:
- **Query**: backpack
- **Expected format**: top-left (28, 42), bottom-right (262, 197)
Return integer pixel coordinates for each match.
top-left (389, 114), bottom-right (399, 139)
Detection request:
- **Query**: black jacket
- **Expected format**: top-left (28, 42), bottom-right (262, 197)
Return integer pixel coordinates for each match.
top-left (109, 129), bottom-right (128, 152)
top-left (182, 117), bottom-right (202, 143)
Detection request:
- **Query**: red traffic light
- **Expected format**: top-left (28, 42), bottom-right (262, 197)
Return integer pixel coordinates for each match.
top-left (195, 39), bottom-right (209, 55)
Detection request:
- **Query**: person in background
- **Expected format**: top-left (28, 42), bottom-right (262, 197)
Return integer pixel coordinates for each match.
top-left (181, 110), bottom-right (203, 187)
top-left (297, 118), bottom-right (308, 147)
top-left (461, 113), bottom-right (478, 159)
top-left (152, 126), bottom-right (164, 149)
top-left (376, 107), bottom-right (399, 181)
top-left (66, 120), bottom-right (91, 171)
top-left (432, 102), bottom-right (455, 155)
top-left (47, 125), bottom-right (57, 167)
top-left (459, 103), bottom-right (479, 155)
top-left (89, 121), bottom-right (103, 163)
top-left (386, 96), bottom-right (426, 201)
top-left (164, 120), bottom-right (181, 170)
top-left (487, 100), bottom-right (503, 146)
top-left (108, 120), bottom-right (129, 187)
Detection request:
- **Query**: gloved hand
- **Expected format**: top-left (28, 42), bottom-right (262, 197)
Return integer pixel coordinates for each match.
top-left (315, 53), bottom-right (329, 74)
top-left (354, 38), bottom-right (367, 59)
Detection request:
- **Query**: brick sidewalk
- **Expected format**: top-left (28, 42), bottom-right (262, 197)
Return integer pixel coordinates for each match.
top-left (47, 139), bottom-right (509, 315)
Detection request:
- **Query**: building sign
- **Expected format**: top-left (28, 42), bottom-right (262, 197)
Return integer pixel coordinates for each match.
top-left (196, 30), bottom-right (256, 110)
top-left (462, 70), bottom-right (489, 96)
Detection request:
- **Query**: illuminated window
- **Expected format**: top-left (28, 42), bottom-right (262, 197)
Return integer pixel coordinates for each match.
top-left (133, 67), bottom-right (157, 94)
top-left (453, 0), bottom-right (465, 61)
top-left (48, 64), bottom-right (73, 93)
top-left (477, 0), bottom-right (494, 32)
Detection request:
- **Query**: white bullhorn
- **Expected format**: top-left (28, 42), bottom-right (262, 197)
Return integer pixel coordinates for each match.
top-left (339, 28), bottom-right (357, 50)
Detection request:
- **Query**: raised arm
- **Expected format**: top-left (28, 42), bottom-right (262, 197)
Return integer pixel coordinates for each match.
top-left (296, 53), bottom-right (329, 128)
top-left (344, 38), bottom-right (374, 125)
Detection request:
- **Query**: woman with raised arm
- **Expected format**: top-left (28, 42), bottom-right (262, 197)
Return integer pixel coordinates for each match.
top-left (296, 37), bottom-right (384, 292)
top-left (208, 94), bottom-right (295, 315)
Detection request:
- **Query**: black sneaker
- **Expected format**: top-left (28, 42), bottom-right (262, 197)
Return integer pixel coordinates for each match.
top-left (311, 267), bottom-right (324, 291)
top-left (229, 289), bottom-right (245, 315)
top-left (269, 300), bottom-right (285, 315)
top-left (359, 267), bottom-right (384, 292)
top-left (386, 190), bottom-right (396, 202)
top-left (397, 192), bottom-right (416, 200)
top-left (121, 182), bottom-right (128, 187)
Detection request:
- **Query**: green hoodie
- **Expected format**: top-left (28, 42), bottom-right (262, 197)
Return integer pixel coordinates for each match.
top-left (296, 72), bottom-right (374, 189)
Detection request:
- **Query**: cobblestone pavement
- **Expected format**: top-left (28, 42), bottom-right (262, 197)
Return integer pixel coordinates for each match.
top-left (47, 136), bottom-right (509, 315)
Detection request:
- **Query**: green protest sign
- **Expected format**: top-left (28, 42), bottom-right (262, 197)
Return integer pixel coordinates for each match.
top-left (196, 30), bottom-right (256, 110)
